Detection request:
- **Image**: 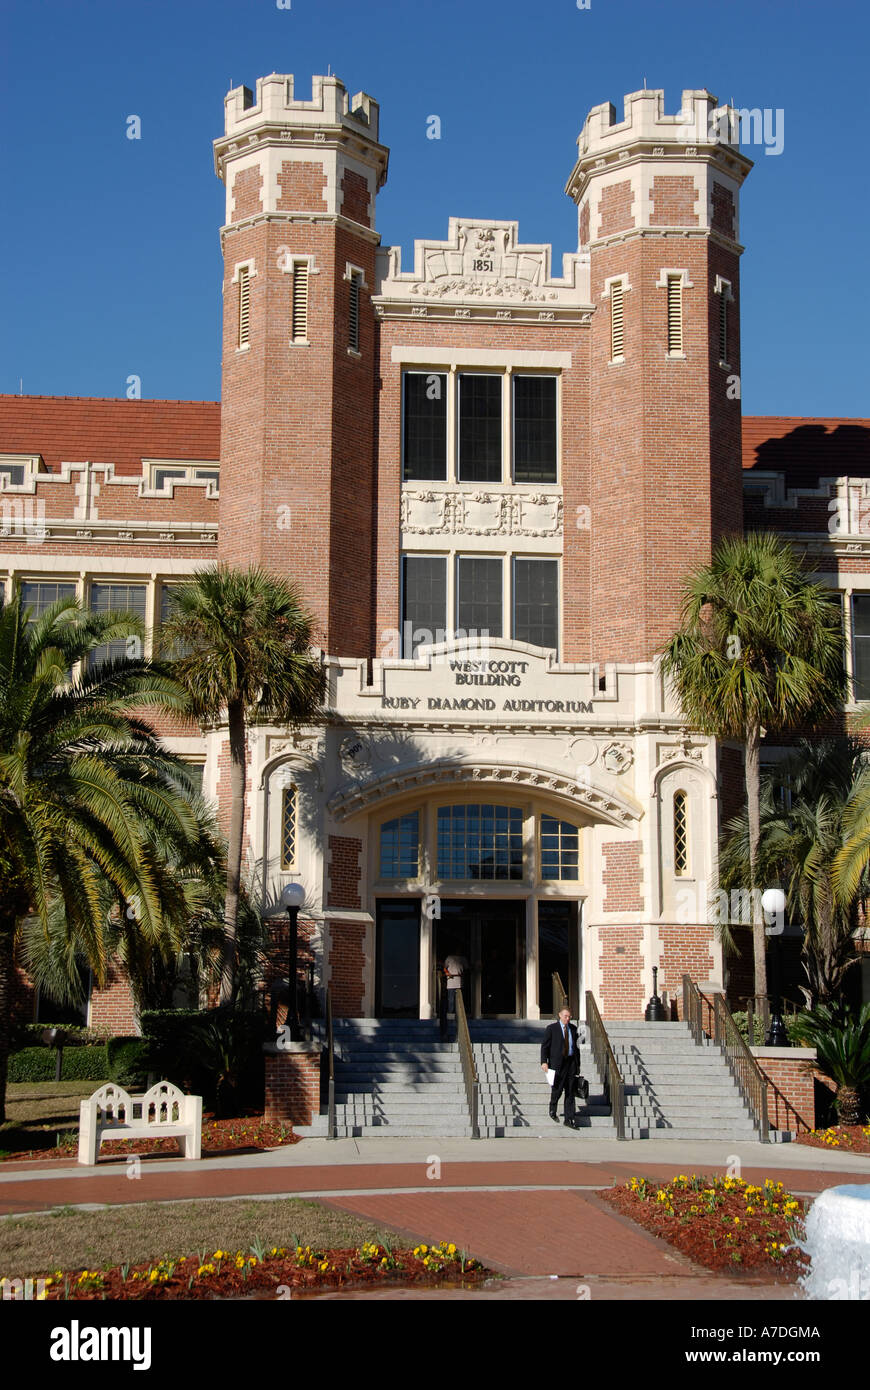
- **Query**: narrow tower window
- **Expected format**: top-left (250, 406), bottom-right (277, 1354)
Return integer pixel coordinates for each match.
top-left (718, 291), bottom-right (728, 364)
top-left (610, 280), bottom-right (625, 360)
top-left (666, 274), bottom-right (683, 354)
top-left (348, 270), bottom-right (361, 352)
top-left (291, 262), bottom-right (309, 342)
top-left (674, 790), bottom-right (689, 875)
top-left (238, 266), bottom-right (250, 347)
top-left (281, 787), bottom-right (297, 869)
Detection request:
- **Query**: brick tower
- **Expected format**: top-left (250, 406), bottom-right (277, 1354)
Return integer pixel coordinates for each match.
top-left (566, 89), bottom-right (753, 664)
top-left (213, 73), bottom-right (389, 656)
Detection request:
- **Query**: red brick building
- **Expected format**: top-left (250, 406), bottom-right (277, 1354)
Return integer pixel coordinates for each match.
top-left (2, 75), bottom-right (868, 1031)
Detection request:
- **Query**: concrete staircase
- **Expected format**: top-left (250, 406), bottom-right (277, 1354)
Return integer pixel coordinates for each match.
top-left (331, 1019), bottom-right (475, 1138)
top-left (606, 1022), bottom-right (762, 1141)
top-left (321, 1018), bottom-right (764, 1142)
top-left (470, 1020), bottom-right (618, 1138)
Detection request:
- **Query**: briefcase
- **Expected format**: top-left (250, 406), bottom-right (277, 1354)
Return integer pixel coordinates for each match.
top-left (573, 1072), bottom-right (590, 1102)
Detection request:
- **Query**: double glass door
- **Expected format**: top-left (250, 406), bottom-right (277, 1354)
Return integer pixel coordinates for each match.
top-left (435, 900), bottom-right (523, 1018)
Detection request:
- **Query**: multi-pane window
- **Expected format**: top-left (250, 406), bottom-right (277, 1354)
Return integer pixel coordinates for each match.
top-left (402, 555), bottom-right (447, 656)
top-left (153, 466), bottom-right (219, 491)
top-left (20, 580), bottom-right (76, 618)
top-left (181, 763), bottom-right (204, 798)
top-left (456, 556), bottom-right (502, 638)
top-left (238, 266), bottom-right (250, 347)
top-left (852, 595), bottom-right (870, 701)
top-left (513, 375), bottom-right (557, 483)
top-left (539, 815), bottom-right (580, 880)
top-left (281, 787), bottom-right (297, 869)
top-left (513, 558), bottom-right (558, 651)
top-left (348, 270), bottom-right (361, 351)
top-left (0, 463), bottom-right (25, 487)
top-left (458, 374), bottom-right (502, 482)
top-left (673, 790), bottom-right (689, 875)
top-left (437, 804), bottom-right (523, 880)
top-left (379, 812), bottom-right (420, 879)
top-left (89, 583), bottom-right (147, 667)
top-left (667, 274), bottom-right (683, 354)
top-left (610, 281), bottom-right (625, 360)
top-left (403, 372), bottom-right (447, 482)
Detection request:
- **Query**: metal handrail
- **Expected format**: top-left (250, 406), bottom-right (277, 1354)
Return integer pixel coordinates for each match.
top-left (454, 987), bottom-right (480, 1139)
top-left (711, 991), bottom-right (770, 1143)
top-left (551, 970), bottom-right (569, 1015)
top-left (682, 974), bottom-right (769, 1143)
top-left (682, 973), bottom-right (705, 1045)
top-left (325, 987), bottom-right (335, 1141)
top-left (585, 990), bottom-right (625, 1140)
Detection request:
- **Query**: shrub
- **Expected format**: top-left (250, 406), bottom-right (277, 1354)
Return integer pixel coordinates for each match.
top-left (106, 1037), bottom-right (150, 1088)
top-left (8, 1045), bottom-right (109, 1083)
top-left (140, 1007), bottom-right (267, 1113)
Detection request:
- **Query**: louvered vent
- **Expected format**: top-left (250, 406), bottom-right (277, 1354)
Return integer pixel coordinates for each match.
top-left (610, 281), bottom-right (624, 360)
top-left (719, 291), bottom-right (728, 363)
top-left (238, 267), bottom-right (250, 347)
top-left (292, 262), bottom-right (309, 341)
top-left (667, 275), bottom-right (683, 354)
top-left (349, 271), bottom-right (361, 351)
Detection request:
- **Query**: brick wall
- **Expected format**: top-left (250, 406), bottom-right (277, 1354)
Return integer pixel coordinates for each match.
top-left (649, 175), bottom-right (698, 226)
top-left (328, 918), bottom-right (366, 1016)
top-left (89, 963), bottom-right (138, 1035)
top-left (327, 835), bottom-right (362, 910)
top-left (751, 1050), bottom-right (816, 1132)
top-left (597, 180), bottom-right (635, 236)
top-left (598, 925), bottom-right (645, 1018)
top-left (602, 840), bottom-right (643, 912)
top-left (659, 925), bottom-right (715, 1011)
top-left (264, 1048), bottom-right (321, 1124)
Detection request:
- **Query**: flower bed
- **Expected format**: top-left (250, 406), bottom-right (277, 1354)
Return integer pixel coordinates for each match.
top-left (0, 1115), bottom-right (299, 1163)
top-left (794, 1124), bottom-right (870, 1154)
top-left (6, 1241), bottom-right (486, 1300)
top-left (600, 1173), bottom-right (809, 1279)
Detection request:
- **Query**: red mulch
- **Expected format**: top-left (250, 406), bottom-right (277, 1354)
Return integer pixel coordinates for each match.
top-left (0, 1115), bottom-right (299, 1164)
top-left (599, 1175), bottom-right (809, 1281)
top-left (36, 1243), bottom-right (487, 1300)
top-left (793, 1124), bottom-right (870, 1155)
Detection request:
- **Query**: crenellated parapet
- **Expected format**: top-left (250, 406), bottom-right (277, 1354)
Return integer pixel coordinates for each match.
top-left (566, 88), bottom-right (753, 250)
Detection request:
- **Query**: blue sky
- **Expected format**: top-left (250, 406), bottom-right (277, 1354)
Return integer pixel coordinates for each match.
top-left (1, 0), bottom-right (867, 416)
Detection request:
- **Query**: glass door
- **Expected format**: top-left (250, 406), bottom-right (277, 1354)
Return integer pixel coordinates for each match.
top-left (375, 900), bottom-right (421, 1017)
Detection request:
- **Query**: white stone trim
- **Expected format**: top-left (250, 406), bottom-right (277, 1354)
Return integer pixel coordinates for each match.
top-left (230, 258), bottom-right (258, 283)
top-left (600, 274), bottom-right (632, 298)
top-left (655, 266), bottom-right (694, 289)
top-left (343, 261), bottom-right (368, 290)
top-left (391, 347), bottom-right (572, 369)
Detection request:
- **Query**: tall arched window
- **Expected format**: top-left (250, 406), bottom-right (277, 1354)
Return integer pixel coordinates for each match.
top-left (673, 790), bottom-right (689, 876)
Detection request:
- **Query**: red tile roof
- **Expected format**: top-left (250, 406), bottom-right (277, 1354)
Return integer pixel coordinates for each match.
top-left (0, 396), bottom-right (221, 476)
top-left (743, 416), bottom-right (870, 488)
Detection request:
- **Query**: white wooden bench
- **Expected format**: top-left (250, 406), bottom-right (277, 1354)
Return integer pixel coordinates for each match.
top-left (77, 1081), bottom-right (202, 1165)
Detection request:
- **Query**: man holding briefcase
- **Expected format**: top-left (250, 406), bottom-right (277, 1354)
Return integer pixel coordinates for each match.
top-left (541, 1007), bottom-right (589, 1128)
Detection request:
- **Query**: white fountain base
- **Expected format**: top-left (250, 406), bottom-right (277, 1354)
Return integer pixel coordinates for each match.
top-left (800, 1184), bottom-right (870, 1300)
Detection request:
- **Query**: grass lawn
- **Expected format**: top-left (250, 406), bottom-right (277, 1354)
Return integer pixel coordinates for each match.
top-left (0, 1081), bottom-right (98, 1155)
top-left (0, 1199), bottom-right (401, 1280)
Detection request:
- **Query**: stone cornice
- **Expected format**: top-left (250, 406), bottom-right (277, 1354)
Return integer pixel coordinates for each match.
top-left (326, 757), bottom-right (643, 825)
top-left (220, 212), bottom-right (382, 249)
top-left (566, 142), bottom-right (752, 202)
top-left (586, 225), bottom-right (745, 257)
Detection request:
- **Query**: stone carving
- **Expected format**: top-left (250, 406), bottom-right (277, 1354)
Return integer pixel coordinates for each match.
top-left (378, 219), bottom-right (587, 311)
top-left (401, 488), bottom-right (561, 538)
top-left (339, 734), bottom-right (372, 774)
top-left (659, 735), bottom-right (704, 765)
top-left (602, 742), bottom-right (633, 774)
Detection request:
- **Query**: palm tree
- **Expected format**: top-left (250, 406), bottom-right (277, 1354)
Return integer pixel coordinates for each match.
top-left (157, 565), bottom-right (326, 1003)
top-left (660, 532), bottom-right (845, 1007)
top-left (0, 586), bottom-right (196, 1121)
top-left (718, 739), bottom-right (867, 1008)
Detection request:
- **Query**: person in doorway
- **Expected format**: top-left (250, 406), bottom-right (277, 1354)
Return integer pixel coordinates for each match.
top-left (541, 1007), bottom-right (585, 1128)
top-left (442, 952), bottom-right (469, 1037)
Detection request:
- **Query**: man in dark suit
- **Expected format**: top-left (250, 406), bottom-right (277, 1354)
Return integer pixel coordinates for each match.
top-left (541, 1007), bottom-right (584, 1127)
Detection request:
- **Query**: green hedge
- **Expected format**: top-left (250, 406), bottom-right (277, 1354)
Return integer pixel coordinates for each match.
top-left (140, 1007), bottom-right (267, 1114)
top-left (12, 1022), bottom-right (109, 1050)
top-left (106, 1036), bottom-right (150, 1088)
top-left (8, 1045), bottom-right (109, 1084)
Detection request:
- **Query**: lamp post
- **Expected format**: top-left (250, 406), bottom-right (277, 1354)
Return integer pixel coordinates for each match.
top-left (761, 888), bottom-right (789, 1048)
top-left (280, 882), bottom-right (306, 1042)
